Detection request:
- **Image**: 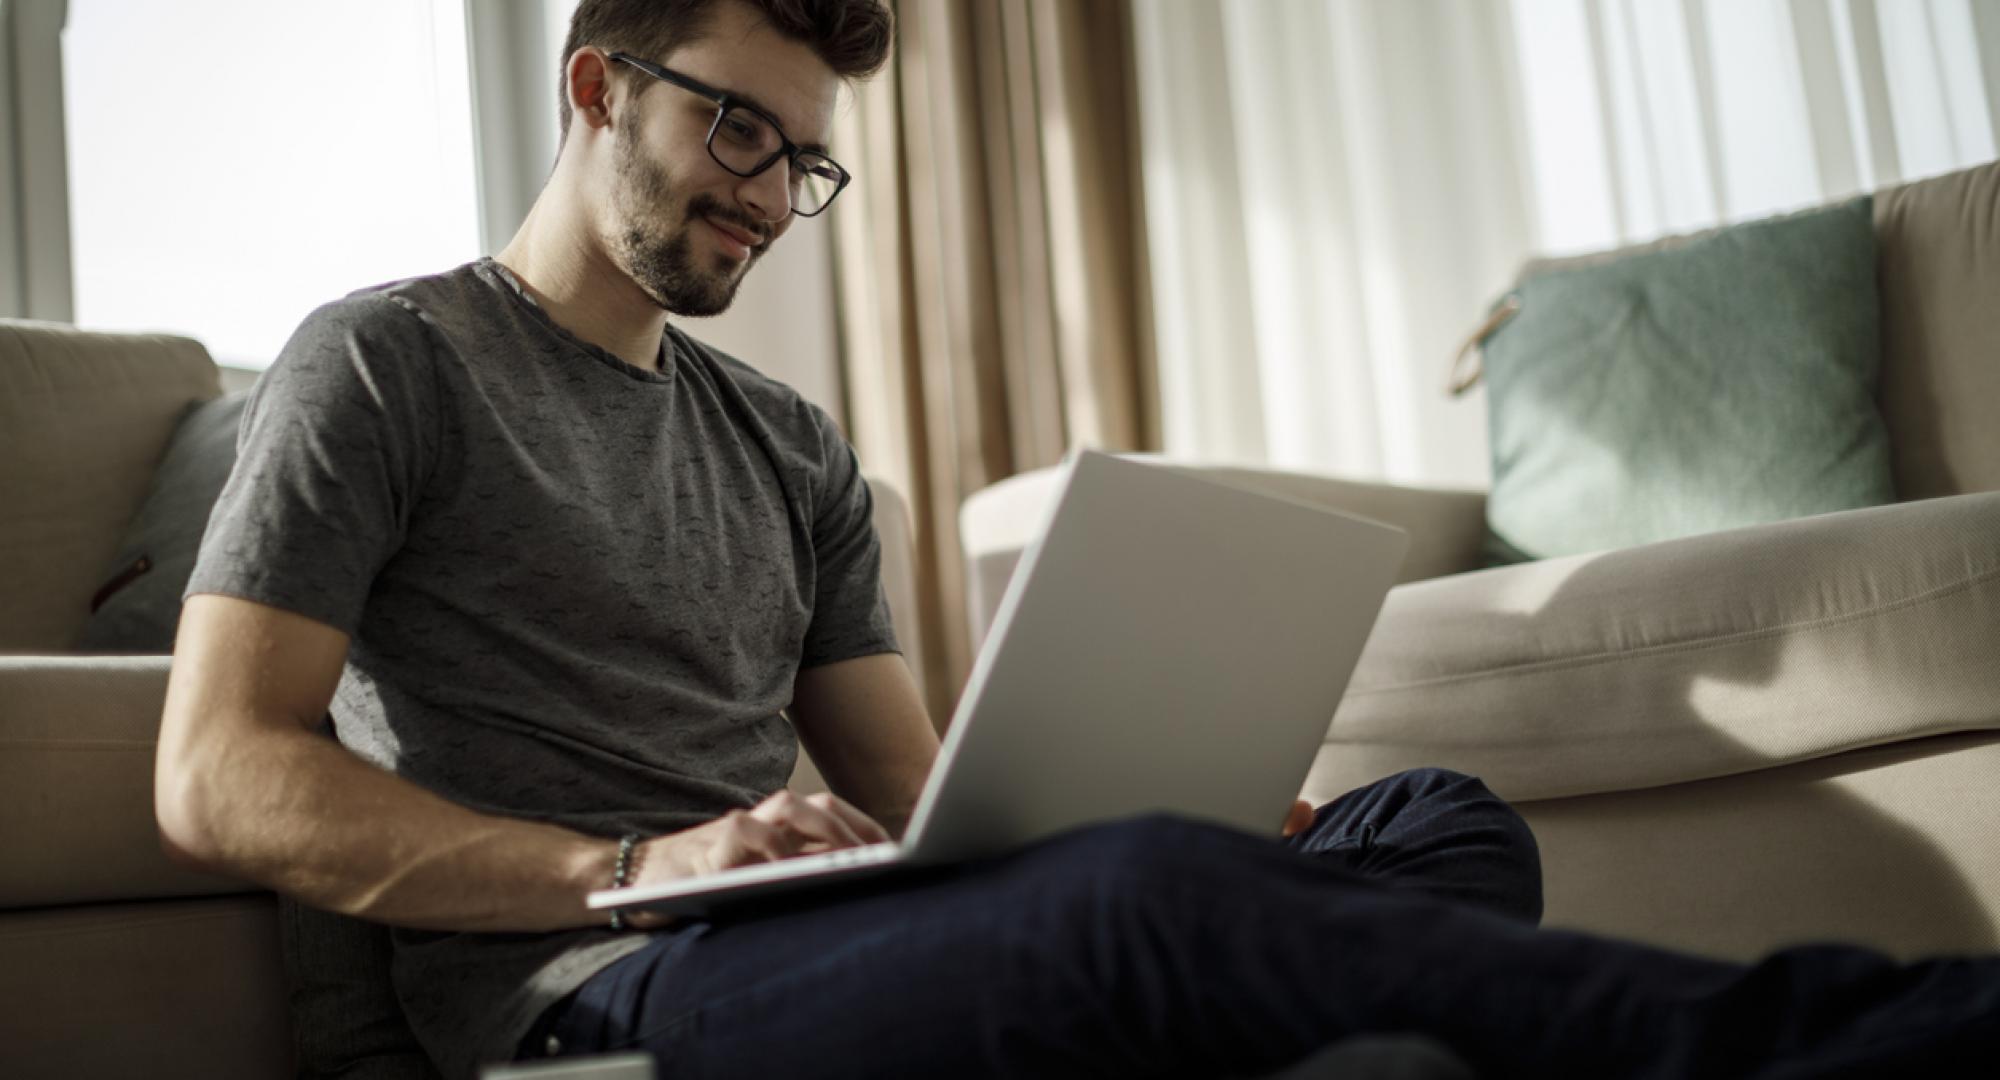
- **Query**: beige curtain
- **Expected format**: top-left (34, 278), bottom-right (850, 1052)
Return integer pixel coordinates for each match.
top-left (831, 0), bottom-right (1157, 724)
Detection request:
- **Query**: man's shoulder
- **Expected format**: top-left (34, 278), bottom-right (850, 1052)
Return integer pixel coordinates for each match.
top-left (263, 270), bottom-right (487, 405)
top-left (276, 264), bottom-right (476, 357)
top-left (336, 260), bottom-right (493, 332)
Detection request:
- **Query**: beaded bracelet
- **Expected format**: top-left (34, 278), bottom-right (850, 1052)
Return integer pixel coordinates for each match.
top-left (607, 833), bottom-right (641, 932)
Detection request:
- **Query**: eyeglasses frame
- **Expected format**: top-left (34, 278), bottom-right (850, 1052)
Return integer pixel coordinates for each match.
top-left (605, 51), bottom-right (851, 218)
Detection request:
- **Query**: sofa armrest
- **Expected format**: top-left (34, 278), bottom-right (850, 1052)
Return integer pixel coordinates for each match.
top-left (1306, 493), bottom-right (2000, 804)
top-left (959, 458), bottom-right (1487, 652)
top-left (0, 654), bottom-right (251, 909)
top-left (865, 474), bottom-right (924, 699)
top-left (1153, 463), bottom-right (1488, 585)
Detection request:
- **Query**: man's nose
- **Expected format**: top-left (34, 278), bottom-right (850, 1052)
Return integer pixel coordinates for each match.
top-left (737, 158), bottom-right (794, 227)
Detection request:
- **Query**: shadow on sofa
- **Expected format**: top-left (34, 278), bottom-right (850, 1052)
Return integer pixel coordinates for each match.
top-left (1309, 501), bottom-right (2000, 959)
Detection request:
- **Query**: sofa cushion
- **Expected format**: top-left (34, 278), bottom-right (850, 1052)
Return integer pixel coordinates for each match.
top-left (0, 321), bottom-right (220, 651)
top-left (1316, 492), bottom-right (2000, 802)
top-left (0, 655), bottom-right (249, 908)
top-left (0, 895), bottom-right (292, 1078)
top-left (1480, 197), bottom-right (1893, 563)
top-left (76, 391), bottom-right (249, 652)
top-left (1874, 158), bottom-right (2000, 499)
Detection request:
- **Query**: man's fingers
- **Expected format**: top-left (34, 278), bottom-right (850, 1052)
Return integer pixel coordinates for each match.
top-left (690, 793), bottom-right (895, 881)
top-left (725, 809), bottom-right (802, 864)
top-left (1281, 799), bottom-right (1315, 838)
top-left (806, 791), bottom-right (893, 845)
top-left (624, 908), bottom-right (671, 930)
top-left (751, 790), bottom-right (868, 851)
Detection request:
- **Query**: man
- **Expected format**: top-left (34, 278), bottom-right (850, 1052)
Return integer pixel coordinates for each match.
top-left (155, 1), bottom-right (1996, 1078)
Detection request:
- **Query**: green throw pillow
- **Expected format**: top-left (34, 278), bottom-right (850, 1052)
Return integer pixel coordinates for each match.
top-left (1481, 196), bottom-right (1894, 564)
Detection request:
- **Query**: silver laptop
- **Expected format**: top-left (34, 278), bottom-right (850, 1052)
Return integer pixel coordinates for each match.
top-left (589, 449), bottom-right (1408, 919)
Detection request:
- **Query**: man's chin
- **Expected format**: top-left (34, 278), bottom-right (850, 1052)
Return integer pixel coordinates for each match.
top-left (657, 276), bottom-right (745, 318)
top-left (627, 259), bottom-right (748, 317)
top-left (687, 260), bottom-right (757, 316)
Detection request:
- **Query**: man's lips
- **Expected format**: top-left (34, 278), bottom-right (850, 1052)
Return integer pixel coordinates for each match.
top-left (704, 216), bottom-right (763, 259)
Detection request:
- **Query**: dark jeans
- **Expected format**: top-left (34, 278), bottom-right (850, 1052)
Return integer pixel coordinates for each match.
top-left (519, 769), bottom-right (1999, 1078)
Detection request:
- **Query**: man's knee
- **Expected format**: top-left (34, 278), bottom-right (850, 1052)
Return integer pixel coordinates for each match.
top-left (1380, 768), bottom-right (1523, 828)
top-left (1364, 767), bottom-right (1543, 923)
top-left (1389, 766), bottom-right (1483, 800)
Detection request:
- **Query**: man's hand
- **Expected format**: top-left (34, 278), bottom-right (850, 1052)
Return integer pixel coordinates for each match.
top-left (1281, 799), bottom-right (1315, 839)
top-left (620, 790), bottom-right (890, 929)
top-left (614, 794), bottom-right (1315, 930)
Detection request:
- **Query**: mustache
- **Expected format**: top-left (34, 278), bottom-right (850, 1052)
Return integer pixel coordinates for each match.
top-left (686, 195), bottom-right (770, 250)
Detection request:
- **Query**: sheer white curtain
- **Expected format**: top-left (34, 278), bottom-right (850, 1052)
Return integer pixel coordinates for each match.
top-left (1134, 0), bottom-right (2000, 490)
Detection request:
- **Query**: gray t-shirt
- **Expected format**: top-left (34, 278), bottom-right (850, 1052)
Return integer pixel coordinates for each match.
top-left (185, 257), bottom-right (898, 1078)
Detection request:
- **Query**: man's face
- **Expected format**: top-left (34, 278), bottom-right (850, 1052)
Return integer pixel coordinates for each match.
top-left (604, 3), bottom-right (840, 316)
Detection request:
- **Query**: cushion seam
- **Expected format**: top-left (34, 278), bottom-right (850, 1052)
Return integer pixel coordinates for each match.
top-left (0, 897), bottom-right (272, 937)
top-left (1352, 560), bottom-right (2000, 694)
top-left (0, 739), bottom-right (157, 749)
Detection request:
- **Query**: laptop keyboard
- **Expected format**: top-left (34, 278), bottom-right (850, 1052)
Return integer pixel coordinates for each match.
top-left (819, 841), bottom-right (901, 868)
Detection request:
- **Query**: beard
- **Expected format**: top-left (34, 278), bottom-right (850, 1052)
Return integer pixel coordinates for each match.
top-left (609, 128), bottom-right (767, 317)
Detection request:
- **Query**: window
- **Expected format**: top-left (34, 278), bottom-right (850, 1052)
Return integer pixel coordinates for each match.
top-left (63, 0), bottom-right (479, 369)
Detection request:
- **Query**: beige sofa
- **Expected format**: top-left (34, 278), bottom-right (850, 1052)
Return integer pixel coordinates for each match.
top-left (962, 159), bottom-right (2000, 964)
top-left (0, 322), bottom-right (924, 1078)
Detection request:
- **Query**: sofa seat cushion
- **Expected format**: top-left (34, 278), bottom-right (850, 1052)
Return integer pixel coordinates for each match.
top-left (0, 655), bottom-right (251, 908)
top-left (1321, 492), bottom-right (2000, 802)
top-left (0, 895), bottom-right (292, 1078)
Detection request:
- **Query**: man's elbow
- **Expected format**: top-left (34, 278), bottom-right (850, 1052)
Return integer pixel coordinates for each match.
top-left (153, 748), bottom-right (223, 872)
top-left (156, 820), bottom-right (213, 870)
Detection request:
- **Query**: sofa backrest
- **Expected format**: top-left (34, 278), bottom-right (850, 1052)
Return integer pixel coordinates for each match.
top-left (0, 321), bottom-right (219, 651)
top-left (1874, 159), bottom-right (2000, 500)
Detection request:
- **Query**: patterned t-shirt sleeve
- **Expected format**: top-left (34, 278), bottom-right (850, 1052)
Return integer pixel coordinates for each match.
top-left (184, 295), bottom-right (441, 636)
top-left (799, 404), bottom-right (901, 668)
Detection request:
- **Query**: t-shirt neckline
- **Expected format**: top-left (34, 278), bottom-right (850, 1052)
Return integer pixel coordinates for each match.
top-left (475, 256), bottom-right (677, 386)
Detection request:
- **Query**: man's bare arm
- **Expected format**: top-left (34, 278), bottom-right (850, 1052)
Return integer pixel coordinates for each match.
top-left (787, 652), bottom-right (940, 838)
top-left (154, 594), bottom-right (627, 933)
top-left (158, 595), bottom-right (900, 933)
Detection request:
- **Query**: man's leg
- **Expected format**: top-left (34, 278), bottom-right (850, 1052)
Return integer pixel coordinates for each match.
top-left (523, 813), bottom-right (1999, 1078)
top-left (1286, 767), bottom-right (1543, 923)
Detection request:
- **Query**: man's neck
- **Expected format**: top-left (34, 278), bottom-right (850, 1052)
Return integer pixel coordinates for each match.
top-left (494, 202), bottom-right (669, 374)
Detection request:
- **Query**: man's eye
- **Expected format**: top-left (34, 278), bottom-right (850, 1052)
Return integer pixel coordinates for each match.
top-left (719, 112), bottom-right (761, 143)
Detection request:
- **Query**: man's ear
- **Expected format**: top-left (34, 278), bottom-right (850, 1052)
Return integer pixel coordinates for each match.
top-left (566, 47), bottom-right (618, 134)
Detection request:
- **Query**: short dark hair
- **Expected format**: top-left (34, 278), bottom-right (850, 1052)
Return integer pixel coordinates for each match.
top-left (556, 0), bottom-right (894, 149)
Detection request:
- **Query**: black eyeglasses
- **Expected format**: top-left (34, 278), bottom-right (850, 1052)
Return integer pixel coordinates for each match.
top-left (607, 51), bottom-right (850, 217)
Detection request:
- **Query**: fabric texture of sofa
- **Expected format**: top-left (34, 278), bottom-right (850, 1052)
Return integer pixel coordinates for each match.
top-left (0, 318), bottom-right (925, 1077)
top-left (962, 159), bottom-right (2000, 964)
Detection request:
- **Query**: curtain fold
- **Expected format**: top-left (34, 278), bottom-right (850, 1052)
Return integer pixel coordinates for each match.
top-left (1133, 0), bottom-right (2000, 493)
top-left (831, 0), bottom-right (1155, 722)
